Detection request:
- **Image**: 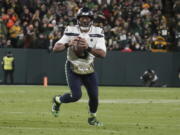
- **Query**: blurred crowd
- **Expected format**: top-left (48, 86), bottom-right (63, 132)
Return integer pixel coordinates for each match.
top-left (0, 0), bottom-right (180, 52)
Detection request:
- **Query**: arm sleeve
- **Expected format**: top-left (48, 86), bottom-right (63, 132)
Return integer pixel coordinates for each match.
top-left (95, 29), bottom-right (106, 52)
top-left (55, 26), bottom-right (71, 44)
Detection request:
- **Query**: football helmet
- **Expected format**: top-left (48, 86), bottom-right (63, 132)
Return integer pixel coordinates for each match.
top-left (76, 7), bottom-right (94, 31)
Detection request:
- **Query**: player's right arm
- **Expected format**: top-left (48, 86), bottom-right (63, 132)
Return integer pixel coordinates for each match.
top-left (53, 37), bottom-right (79, 52)
top-left (53, 26), bottom-right (70, 52)
top-left (53, 26), bottom-right (79, 52)
top-left (53, 43), bottom-right (66, 52)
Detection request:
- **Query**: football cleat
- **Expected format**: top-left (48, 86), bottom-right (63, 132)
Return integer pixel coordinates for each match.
top-left (88, 117), bottom-right (103, 126)
top-left (52, 95), bottom-right (61, 117)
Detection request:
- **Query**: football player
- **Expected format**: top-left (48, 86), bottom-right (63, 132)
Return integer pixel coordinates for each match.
top-left (51, 7), bottom-right (106, 126)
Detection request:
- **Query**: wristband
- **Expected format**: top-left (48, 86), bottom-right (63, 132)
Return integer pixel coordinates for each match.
top-left (64, 43), bottom-right (69, 49)
top-left (86, 47), bottom-right (92, 52)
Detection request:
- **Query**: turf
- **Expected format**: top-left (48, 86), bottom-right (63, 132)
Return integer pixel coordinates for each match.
top-left (0, 85), bottom-right (180, 135)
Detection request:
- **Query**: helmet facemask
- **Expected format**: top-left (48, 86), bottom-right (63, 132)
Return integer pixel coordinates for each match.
top-left (76, 7), bottom-right (94, 31)
top-left (77, 16), bottom-right (93, 31)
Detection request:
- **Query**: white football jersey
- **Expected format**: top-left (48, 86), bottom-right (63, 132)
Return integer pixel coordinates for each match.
top-left (56, 25), bottom-right (106, 65)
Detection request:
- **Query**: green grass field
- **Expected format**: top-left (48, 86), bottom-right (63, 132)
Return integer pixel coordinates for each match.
top-left (0, 85), bottom-right (180, 135)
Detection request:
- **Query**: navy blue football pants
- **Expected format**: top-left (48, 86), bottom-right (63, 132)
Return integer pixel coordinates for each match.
top-left (60, 61), bottom-right (99, 113)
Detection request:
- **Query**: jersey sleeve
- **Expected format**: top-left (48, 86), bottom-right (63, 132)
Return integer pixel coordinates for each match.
top-left (95, 28), bottom-right (106, 52)
top-left (55, 26), bottom-right (71, 44)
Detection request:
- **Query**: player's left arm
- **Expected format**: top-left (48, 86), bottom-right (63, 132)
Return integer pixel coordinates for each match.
top-left (91, 36), bottom-right (106, 58)
top-left (78, 37), bottom-right (106, 58)
top-left (87, 48), bottom-right (106, 58)
top-left (91, 28), bottom-right (107, 58)
top-left (78, 29), bottom-right (106, 58)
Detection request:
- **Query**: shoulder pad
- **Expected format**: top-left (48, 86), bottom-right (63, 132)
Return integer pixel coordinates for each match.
top-left (64, 26), bottom-right (79, 36)
top-left (64, 26), bottom-right (76, 33)
top-left (93, 26), bottom-right (104, 34)
top-left (89, 26), bottom-right (104, 38)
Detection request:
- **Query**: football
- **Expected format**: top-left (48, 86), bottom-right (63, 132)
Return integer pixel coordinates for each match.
top-left (73, 37), bottom-right (88, 58)
top-left (73, 44), bottom-right (86, 58)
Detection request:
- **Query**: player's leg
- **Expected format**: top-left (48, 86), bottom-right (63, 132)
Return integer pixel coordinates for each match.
top-left (82, 73), bottom-right (103, 126)
top-left (60, 61), bottom-right (83, 103)
top-left (52, 61), bottom-right (82, 116)
top-left (82, 73), bottom-right (98, 113)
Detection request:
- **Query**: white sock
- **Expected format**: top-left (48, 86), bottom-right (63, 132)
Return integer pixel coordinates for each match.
top-left (89, 112), bottom-right (96, 117)
top-left (55, 96), bottom-right (61, 104)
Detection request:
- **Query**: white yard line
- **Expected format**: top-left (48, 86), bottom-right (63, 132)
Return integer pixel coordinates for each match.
top-left (1, 99), bottom-right (179, 115)
top-left (79, 99), bottom-right (180, 104)
top-left (1, 99), bottom-right (180, 104)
